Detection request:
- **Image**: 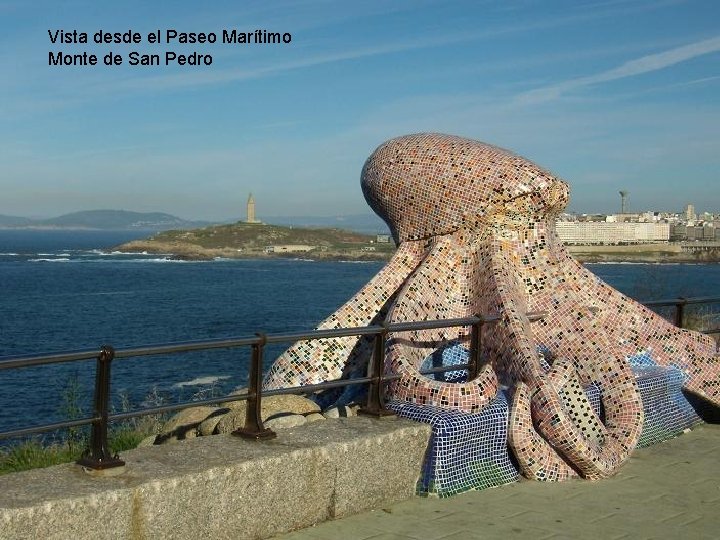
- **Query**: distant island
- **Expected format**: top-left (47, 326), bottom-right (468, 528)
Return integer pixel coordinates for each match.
top-left (114, 221), bottom-right (720, 263)
top-left (114, 222), bottom-right (395, 261)
top-left (5, 208), bottom-right (716, 263)
top-left (0, 209), bottom-right (390, 235)
top-left (0, 210), bottom-right (210, 231)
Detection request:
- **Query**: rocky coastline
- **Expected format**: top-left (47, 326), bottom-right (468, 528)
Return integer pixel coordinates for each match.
top-left (567, 244), bottom-right (720, 264)
top-left (116, 237), bottom-right (720, 264)
top-left (117, 239), bottom-right (391, 262)
top-left (114, 222), bottom-right (396, 262)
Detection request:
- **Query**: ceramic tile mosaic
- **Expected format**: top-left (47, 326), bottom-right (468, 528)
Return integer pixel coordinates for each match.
top-left (627, 351), bottom-right (703, 447)
top-left (263, 241), bottom-right (423, 389)
top-left (388, 394), bottom-right (519, 497)
top-left (264, 133), bottom-right (719, 483)
top-left (386, 363), bottom-right (698, 497)
top-left (420, 341), bottom-right (470, 383)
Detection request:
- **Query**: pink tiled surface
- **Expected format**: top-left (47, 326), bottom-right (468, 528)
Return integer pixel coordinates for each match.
top-left (265, 133), bottom-right (719, 481)
top-left (263, 241), bottom-right (424, 388)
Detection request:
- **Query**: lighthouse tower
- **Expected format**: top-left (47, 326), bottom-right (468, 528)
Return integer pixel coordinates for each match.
top-left (246, 193), bottom-right (260, 223)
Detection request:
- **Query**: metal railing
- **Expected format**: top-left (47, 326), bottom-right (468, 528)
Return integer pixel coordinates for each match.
top-left (0, 314), bottom-right (515, 470)
top-left (643, 296), bottom-right (720, 332)
top-left (0, 295), bottom-right (717, 471)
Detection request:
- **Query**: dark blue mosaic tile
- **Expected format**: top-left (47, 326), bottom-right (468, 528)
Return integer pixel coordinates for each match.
top-left (389, 392), bottom-right (519, 497)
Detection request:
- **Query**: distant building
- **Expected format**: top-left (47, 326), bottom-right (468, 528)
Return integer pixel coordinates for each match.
top-left (555, 222), bottom-right (669, 244)
top-left (246, 193), bottom-right (261, 224)
top-left (672, 223), bottom-right (716, 241)
top-left (670, 224), bottom-right (687, 241)
top-left (575, 214), bottom-right (607, 223)
top-left (685, 204), bottom-right (696, 222)
top-left (376, 234), bottom-right (391, 243)
top-left (264, 245), bottom-right (315, 253)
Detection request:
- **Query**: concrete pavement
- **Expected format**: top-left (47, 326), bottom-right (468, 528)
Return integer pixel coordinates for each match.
top-left (275, 423), bottom-right (720, 540)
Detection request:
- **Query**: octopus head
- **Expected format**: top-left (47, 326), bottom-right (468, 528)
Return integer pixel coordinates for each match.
top-left (361, 133), bottom-right (569, 243)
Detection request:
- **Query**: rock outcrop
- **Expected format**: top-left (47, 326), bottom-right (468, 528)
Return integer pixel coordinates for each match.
top-left (155, 394), bottom-right (339, 444)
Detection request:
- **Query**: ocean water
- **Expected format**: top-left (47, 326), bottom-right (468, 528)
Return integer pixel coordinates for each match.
top-left (1, 230), bottom-right (719, 433)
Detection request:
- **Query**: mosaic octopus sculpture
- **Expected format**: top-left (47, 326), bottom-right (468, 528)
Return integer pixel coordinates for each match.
top-left (264, 133), bottom-right (719, 481)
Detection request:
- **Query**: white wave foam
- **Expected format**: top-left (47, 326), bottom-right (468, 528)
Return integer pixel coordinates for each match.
top-left (141, 257), bottom-right (172, 263)
top-left (173, 375), bottom-right (231, 388)
top-left (30, 258), bottom-right (71, 262)
top-left (72, 256), bottom-right (185, 264)
top-left (81, 249), bottom-right (118, 256)
top-left (105, 257), bottom-right (207, 263)
top-left (99, 250), bottom-right (148, 256)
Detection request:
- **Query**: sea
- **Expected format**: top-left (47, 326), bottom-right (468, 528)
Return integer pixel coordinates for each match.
top-left (1, 229), bottom-right (719, 435)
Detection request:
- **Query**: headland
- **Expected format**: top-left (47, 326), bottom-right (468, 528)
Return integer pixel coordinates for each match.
top-left (566, 242), bottom-right (720, 263)
top-left (115, 222), bottom-right (720, 263)
top-left (115, 222), bottom-right (395, 261)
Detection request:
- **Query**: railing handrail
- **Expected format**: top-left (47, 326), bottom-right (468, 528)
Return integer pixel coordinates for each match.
top-left (0, 315), bottom-right (504, 369)
top-left (0, 295), bottom-right (718, 470)
top-left (0, 312), bottom-right (555, 370)
top-left (0, 313), bottom-right (510, 453)
top-left (643, 295), bottom-right (720, 307)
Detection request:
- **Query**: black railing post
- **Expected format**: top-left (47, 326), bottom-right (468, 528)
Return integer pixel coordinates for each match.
top-left (77, 345), bottom-right (124, 470)
top-left (469, 316), bottom-right (482, 380)
top-left (233, 333), bottom-right (276, 440)
top-left (358, 324), bottom-right (395, 417)
top-left (675, 297), bottom-right (687, 328)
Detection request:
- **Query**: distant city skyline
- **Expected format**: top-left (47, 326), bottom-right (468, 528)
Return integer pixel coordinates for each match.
top-left (1, 1), bottom-right (718, 221)
top-left (1, 199), bottom-right (717, 224)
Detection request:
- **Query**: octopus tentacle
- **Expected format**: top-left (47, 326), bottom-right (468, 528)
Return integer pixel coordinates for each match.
top-left (385, 232), bottom-right (498, 413)
top-left (508, 381), bottom-right (578, 481)
top-left (518, 219), bottom-right (717, 389)
top-left (532, 360), bottom-right (642, 479)
top-left (538, 224), bottom-right (719, 405)
top-left (489, 217), bottom-right (644, 478)
top-left (263, 241), bottom-right (424, 389)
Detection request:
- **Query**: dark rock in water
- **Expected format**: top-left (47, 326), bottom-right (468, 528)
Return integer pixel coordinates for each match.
top-left (168, 253), bottom-right (212, 261)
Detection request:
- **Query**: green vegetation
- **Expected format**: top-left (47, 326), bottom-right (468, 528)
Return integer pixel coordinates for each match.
top-left (151, 222), bottom-right (377, 249)
top-left (117, 221), bottom-right (396, 261)
top-left (0, 441), bottom-right (75, 473)
top-left (0, 377), bottom-right (234, 475)
top-left (59, 373), bottom-right (85, 455)
top-left (0, 426), bottom-right (151, 475)
top-left (0, 380), bottom-right (167, 475)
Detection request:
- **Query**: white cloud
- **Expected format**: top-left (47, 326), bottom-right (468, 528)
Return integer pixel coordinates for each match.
top-left (518, 35), bottom-right (720, 103)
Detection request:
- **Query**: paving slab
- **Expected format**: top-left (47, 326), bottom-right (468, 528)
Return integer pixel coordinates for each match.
top-left (275, 423), bottom-right (720, 540)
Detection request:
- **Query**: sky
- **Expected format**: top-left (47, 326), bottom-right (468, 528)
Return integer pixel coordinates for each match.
top-left (1, 0), bottom-right (718, 221)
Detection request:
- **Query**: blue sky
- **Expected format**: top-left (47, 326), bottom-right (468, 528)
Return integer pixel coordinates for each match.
top-left (1, 0), bottom-right (718, 221)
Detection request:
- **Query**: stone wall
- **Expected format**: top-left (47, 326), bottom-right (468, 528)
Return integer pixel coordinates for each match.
top-left (0, 417), bottom-right (430, 540)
